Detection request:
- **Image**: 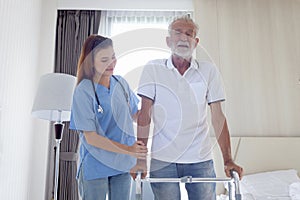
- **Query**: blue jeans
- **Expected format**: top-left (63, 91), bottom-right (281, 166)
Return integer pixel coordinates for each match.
top-left (78, 168), bottom-right (131, 200)
top-left (150, 159), bottom-right (216, 200)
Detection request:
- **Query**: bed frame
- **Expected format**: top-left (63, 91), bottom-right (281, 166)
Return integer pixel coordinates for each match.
top-left (212, 136), bottom-right (300, 194)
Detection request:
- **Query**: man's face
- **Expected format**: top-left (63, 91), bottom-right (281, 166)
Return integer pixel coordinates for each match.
top-left (167, 20), bottom-right (199, 59)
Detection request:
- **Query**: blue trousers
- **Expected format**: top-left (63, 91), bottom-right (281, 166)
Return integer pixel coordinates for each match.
top-left (150, 159), bottom-right (216, 200)
top-left (78, 169), bottom-right (131, 200)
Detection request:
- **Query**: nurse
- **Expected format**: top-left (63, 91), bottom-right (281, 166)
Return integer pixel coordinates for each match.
top-left (70, 34), bottom-right (147, 200)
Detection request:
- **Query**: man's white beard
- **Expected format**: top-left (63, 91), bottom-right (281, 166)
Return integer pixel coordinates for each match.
top-left (171, 41), bottom-right (194, 59)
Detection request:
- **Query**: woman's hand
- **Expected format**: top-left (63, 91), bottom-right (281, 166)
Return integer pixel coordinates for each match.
top-left (128, 141), bottom-right (148, 159)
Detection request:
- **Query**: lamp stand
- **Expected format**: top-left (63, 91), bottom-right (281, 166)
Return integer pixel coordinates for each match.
top-left (54, 122), bottom-right (64, 200)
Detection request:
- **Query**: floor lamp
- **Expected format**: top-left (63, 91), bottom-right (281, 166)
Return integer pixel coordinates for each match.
top-left (32, 73), bottom-right (76, 200)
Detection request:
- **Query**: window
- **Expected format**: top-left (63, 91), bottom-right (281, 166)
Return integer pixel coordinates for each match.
top-left (99, 10), bottom-right (192, 78)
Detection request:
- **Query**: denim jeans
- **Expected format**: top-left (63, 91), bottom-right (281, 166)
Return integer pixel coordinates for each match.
top-left (150, 159), bottom-right (216, 200)
top-left (78, 168), bottom-right (131, 200)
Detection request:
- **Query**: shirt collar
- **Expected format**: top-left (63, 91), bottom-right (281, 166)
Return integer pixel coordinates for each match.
top-left (166, 56), bottom-right (198, 70)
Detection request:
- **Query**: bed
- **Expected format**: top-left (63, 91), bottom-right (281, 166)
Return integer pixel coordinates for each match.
top-left (212, 137), bottom-right (300, 200)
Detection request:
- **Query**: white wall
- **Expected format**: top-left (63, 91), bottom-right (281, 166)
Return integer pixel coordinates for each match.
top-left (0, 0), bottom-right (57, 199)
top-left (195, 0), bottom-right (300, 136)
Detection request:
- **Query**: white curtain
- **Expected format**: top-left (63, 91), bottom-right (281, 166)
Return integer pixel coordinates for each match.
top-left (99, 10), bottom-right (192, 36)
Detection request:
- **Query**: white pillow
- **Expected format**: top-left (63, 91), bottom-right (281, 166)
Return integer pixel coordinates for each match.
top-left (289, 182), bottom-right (300, 200)
top-left (239, 169), bottom-right (300, 197)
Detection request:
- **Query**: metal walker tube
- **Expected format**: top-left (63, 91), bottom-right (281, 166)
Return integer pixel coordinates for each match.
top-left (135, 170), bottom-right (241, 200)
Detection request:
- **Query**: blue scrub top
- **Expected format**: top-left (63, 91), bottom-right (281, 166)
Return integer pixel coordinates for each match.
top-left (69, 75), bottom-right (139, 180)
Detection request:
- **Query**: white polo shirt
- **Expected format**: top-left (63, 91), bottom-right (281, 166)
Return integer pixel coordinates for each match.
top-left (138, 57), bottom-right (225, 163)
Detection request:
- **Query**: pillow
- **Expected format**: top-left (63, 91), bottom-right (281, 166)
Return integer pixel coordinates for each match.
top-left (289, 182), bottom-right (300, 200)
top-left (239, 169), bottom-right (300, 197)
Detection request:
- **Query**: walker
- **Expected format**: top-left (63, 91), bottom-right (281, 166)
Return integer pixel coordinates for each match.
top-left (135, 170), bottom-right (242, 200)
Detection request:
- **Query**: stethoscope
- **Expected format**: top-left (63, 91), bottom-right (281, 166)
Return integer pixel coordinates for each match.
top-left (91, 75), bottom-right (129, 114)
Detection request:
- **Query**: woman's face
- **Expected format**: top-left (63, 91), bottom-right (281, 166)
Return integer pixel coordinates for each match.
top-left (93, 46), bottom-right (116, 77)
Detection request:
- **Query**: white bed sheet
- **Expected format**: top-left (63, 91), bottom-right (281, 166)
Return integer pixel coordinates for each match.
top-left (218, 169), bottom-right (300, 200)
top-left (289, 182), bottom-right (300, 200)
top-left (217, 194), bottom-right (292, 200)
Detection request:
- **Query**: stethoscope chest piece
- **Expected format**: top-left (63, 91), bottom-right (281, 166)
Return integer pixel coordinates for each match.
top-left (92, 75), bottom-right (129, 115)
top-left (97, 105), bottom-right (104, 113)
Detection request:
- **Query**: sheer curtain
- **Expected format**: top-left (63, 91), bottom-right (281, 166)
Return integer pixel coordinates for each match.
top-left (98, 10), bottom-right (192, 81)
top-left (99, 10), bottom-right (192, 36)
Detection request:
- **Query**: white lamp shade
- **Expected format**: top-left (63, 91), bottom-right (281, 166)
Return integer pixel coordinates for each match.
top-left (32, 73), bottom-right (76, 122)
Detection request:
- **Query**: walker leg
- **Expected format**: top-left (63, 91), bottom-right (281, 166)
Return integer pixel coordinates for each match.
top-left (228, 182), bottom-right (233, 200)
top-left (136, 172), bottom-right (142, 200)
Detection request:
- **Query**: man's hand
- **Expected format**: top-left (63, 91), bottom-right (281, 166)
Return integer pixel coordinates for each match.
top-left (224, 159), bottom-right (243, 179)
top-left (130, 161), bottom-right (147, 180)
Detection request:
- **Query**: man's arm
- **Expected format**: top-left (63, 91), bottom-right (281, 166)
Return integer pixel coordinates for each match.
top-left (137, 96), bottom-right (153, 146)
top-left (210, 102), bottom-right (243, 179)
top-left (131, 96), bottom-right (153, 179)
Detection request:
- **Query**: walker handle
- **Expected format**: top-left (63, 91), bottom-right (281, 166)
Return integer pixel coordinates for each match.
top-left (230, 170), bottom-right (242, 200)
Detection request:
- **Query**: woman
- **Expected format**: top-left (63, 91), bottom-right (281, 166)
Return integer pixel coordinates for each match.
top-left (70, 34), bottom-right (147, 200)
